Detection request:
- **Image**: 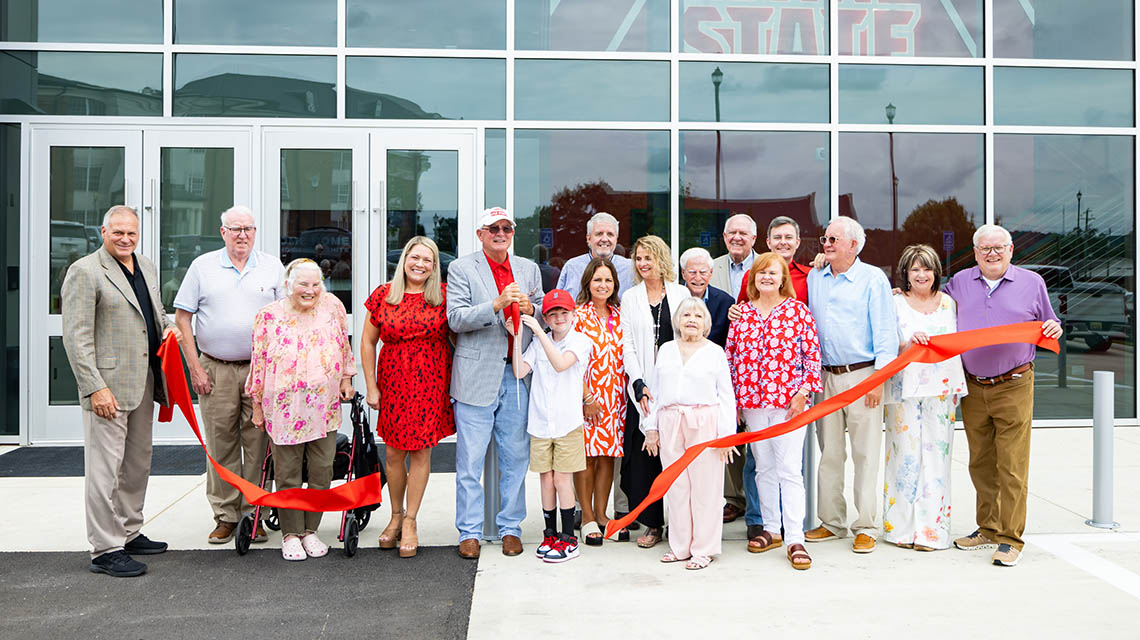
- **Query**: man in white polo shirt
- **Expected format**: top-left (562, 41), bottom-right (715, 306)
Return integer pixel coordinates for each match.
top-left (174, 205), bottom-right (285, 544)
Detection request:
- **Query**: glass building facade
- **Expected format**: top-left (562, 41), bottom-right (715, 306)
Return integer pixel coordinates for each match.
top-left (0, 0), bottom-right (1136, 442)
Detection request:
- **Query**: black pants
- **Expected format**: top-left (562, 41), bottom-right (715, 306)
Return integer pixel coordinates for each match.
top-left (620, 400), bottom-right (665, 529)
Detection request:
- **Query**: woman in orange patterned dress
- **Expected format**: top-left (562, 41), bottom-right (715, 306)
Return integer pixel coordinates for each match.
top-left (573, 257), bottom-right (626, 545)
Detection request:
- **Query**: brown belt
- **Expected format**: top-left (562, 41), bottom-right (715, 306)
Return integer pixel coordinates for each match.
top-left (204, 353), bottom-right (250, 366)
top-left (968, 362), bottom-right (1032, 386)
top-left (822, 360), bottom-right (875, 375)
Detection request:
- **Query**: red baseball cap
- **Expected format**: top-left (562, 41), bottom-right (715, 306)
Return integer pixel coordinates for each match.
top-left (542, 289), bottom-right (575, 314)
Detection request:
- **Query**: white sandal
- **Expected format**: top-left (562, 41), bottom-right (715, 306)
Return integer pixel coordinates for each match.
top-left (301, 533), bottom-right (329, 558)
top-left (281, 536), bottom-right (306, 561)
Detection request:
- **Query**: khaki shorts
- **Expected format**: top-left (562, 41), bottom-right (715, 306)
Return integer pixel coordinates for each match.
top-left (530, 426), bottom-right (587, 473)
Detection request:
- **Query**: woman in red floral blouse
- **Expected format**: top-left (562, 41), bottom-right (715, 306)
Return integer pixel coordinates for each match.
top-left (725, 252), bottom-right (821, 570)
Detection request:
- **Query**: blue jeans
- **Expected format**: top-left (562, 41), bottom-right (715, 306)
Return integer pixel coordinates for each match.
top-left (743, 445), bottom-right (763, 526)
top-left (453, 365), bottom-right (530, 542)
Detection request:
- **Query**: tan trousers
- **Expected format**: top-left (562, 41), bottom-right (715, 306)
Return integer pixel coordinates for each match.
top-left (961, 370), bottom-right (1034, 550)
top-left (83, 372), bottom-right (154, 559)
top-left (723, 447), bottom-right (746, 510)
top-left (817, 367), bottom-right (884, 538)
top-left (200, 354), bottom-right (267, 523)
top-left (271, 432), bottom-right (337, 536)
top-left (658, 405), bottom-right (724, 560)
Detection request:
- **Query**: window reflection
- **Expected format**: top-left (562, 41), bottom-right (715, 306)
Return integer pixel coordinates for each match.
top-left (516, 0), bottom-right (669, 51)
top-left (174, 54), bottom-right (336, 118)
top-left (346, 57), bottom-right (505, 120)
top-left (680, 131), bottom-right (829, 263)
top-left (515, 60), bottom-right (669, 121)
top-left (839, 132), bottom-right (984, 280)
top-left (995, 0), bottom-right (1132, 61)
top-left (680, 0), bottom-right (828, 54)
top-left (0, 51), bottom-right (162, 116)
top-left (839, 65), bottom-right (982, 125)
top-left (837, 0), bottom-right (981, 57)
top-left (996, 134), bottom-right (1135, 419)
top-left (1, 0), bottom-right (161, 43)
top-left (1, 124), bottom-right (17, 432)
top-left (387, 150), bottom-right (459, 282)
top-left (174, 0), bottom-right (336, 46)
top-left (347, 0), bottom-right (506, 49)
top-left (680, 62), bottom-right (829, 123)
top-left (279, 150), bottom-right (353, 310)
top-left (994, 68), bottom-right (1134, 128)
top-left (485, 129), bottom-right (506, 209)
top-left (514, 129), bottom-right (670, 291)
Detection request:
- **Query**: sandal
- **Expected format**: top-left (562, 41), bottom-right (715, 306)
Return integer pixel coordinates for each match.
top-left (660, 551), bottom-right (690, 563)
top-left (685, 555), bottom-right (712, 570)
top-left (582, 521), bottom-right (603, 547)
top-left (399, 516), bottom-right (418, 558)
top-left (895, 541), bottom-right (914, 549)
top-left (281, 535), bottom-right (306, 561)
top-left (787, 543), bottom-right (812, 570)
top-left (913, 544), bottom-right (936, 552)
top-left (300, 533), bottom-right (329, 558)
top-left (636, 527), bottom-right (663, 549)
top-left (748, 530), bottom-right (783, 553)
top-left (378, 511), bottom-right (404, 550)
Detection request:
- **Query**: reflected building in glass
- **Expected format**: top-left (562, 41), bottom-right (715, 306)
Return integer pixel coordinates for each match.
top-left (0, 0), bottom-right (1138, 441)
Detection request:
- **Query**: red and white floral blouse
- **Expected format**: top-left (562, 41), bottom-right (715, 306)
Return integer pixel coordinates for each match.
top-left (725, 297), bottom-right (822, 410)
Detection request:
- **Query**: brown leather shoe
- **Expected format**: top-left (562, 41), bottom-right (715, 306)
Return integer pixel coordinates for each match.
top-left (501, 535), bottom-right (523, 556)
top-left (852, 533), bottom-right (876, 553)
top-left (804, 525), bottom-right (837, 542)
top-left (208, 521), bottom-right (236, 544)
top-left (722, 503), bottom-right (745, 523)
top-left (457, 539), bottom-right (480, 559)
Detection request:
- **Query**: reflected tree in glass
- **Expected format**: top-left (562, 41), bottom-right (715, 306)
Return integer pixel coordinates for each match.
top-left (387, 150), bottom-right (458, 281)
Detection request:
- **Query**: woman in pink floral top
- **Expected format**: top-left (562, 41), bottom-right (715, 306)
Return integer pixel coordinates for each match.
top-left (725, 252), bottom-right (821, 570)
top-left (246, 259), bottom-right (356, 561)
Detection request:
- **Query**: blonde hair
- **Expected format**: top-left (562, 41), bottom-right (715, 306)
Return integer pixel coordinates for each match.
top-left (632, 235), bottom-right (675, 284)
top-left (672, 296), bottom-right (712, 338)
top-left (746, 252), bottom-right (795, 301)
top-left (283, 258), bottom-right (324, 296)
top-left (387, 236), bottom-right (444, 307)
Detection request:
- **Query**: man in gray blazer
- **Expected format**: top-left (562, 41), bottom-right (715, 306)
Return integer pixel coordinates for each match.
top-left (447, 207), bottom-right (544, 559)
top-left (62, 205), bottom-right (180, 577)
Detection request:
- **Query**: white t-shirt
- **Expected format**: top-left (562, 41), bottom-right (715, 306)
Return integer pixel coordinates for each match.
top-left (522, 329), bottom-right (592, 439)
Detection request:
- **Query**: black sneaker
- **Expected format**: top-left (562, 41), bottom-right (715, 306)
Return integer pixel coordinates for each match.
top-left (124, 533), bottom-right (168, 555)
top-left (89, 550), bottom-right (147, 577)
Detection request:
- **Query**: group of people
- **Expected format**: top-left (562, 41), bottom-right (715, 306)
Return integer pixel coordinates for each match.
top-left (61, 202), bottom-right (1061, 577)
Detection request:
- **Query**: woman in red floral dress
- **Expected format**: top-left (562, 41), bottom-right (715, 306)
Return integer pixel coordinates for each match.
top-left (361, 236), bottom-right (455, 558)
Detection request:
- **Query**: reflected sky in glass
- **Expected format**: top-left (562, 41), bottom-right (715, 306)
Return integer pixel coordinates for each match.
top-left (485, 129), bottom-right (506, 209)
top-left (1, 51), bottom-right (162, 115)
top-left (174, 0), bottom-right (336, 46)
top-left (515, 60), bottom-right (668, 121)
top-left (2, 0), bottom-right (160, 43)
top-left (994, 0), bottom-right (1132, 60)
top-left (837, 0), bottom-right (982, 57)
top-left (346, 57), bottom-right (504, 120)
top-left (680, 62), bottom-right (828, 123)
top-left (516, 0), bottom-right (668, 51)
top-left (174, 54), bottom-right (336, 117)
top-left (680, 0), bottom-right (828, 54)
top-left (995, 68), bottom-right (1134, 127)
top-left (839, 64), bottom-right (982, 125)
top-left (347, 0), bottom-right (505, 49)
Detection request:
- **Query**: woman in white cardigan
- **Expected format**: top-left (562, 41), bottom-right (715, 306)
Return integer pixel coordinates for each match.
top-left (620, 235), bottom-right (691, 548)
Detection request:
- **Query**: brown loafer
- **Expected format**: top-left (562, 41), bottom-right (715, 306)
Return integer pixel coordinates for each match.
top-left (501, 535), bottom-right (523, 556)
top-left (804, 525), bottom-right (837, 542)
top-left (457, 539), bottom-right (480, 559)
top-left (208, 521), bottom-right (236, 544)
top-left (722, 503), bottom-right (745, 523)
top-left (853, 533), bottom-right (876, 553)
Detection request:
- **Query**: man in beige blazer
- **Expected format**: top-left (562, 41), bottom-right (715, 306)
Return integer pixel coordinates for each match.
top-left (62, 205), bottom-right (180, 577)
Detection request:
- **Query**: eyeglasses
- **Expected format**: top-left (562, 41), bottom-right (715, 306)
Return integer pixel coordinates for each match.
top-left (974, 244), bottom-right (1009, 255)
top-left (224, 225), bottom-right (256, 236)
top-left (819, 235), bottom-right (843, 246)
top-left (484, 224), bottom-right (514, 235)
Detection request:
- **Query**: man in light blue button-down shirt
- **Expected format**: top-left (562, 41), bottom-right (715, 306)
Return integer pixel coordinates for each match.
top-left (554, 212), bottom-right (634, 301)
top-left (805, 216), bottom-right (898, 553)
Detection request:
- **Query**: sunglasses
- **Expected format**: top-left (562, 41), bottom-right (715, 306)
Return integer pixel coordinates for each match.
top-left (819, 235), bottom-right (844, 245)
top-left (484, 224), bottom-right (515, 235)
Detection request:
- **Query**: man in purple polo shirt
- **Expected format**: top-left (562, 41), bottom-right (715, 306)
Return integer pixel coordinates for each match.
top-left (943, 224), bottom-right (1062, 567)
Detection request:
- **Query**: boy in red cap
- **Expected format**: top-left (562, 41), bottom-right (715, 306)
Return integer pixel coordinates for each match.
top-left (509, 289), bottom-right (592, 562)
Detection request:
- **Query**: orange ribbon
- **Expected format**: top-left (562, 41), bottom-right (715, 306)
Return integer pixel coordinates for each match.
top-left (604, 321), bottom-right (1058, 539)
top-left (156, 335), bottom-right (384, 512)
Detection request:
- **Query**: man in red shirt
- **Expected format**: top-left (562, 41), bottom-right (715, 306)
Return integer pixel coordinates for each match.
top-left (736, 215), bottom-right (809, 304)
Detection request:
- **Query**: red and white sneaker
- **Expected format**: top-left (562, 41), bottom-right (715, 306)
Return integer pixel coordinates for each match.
top-left (543, 534), bottom-right (580, 563)
top-left (536, 529), bottom-right (558, 558)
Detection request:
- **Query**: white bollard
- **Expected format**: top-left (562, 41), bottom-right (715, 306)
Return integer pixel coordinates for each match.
top-left (1085, 371), bottom-right (1120, 529)
top-left (483, 442), bottom-right (501, 541)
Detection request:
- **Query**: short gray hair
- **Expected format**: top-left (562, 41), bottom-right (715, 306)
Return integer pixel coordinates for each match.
top-left (679, 247), bottom-right (712, 272)
top-left (767, 216), bottom-right (800, 237)
top-left (830, 216), bottom-right (866, 254)
top-left (586, 211), bottom-right (620, 235)
top-left (671, 296), bottom-right (712, 338)
top-left (973, 224), bottom-right (1012, 246)
top-left (220, 205), bottom-right (255, 226)
top-left (283, 258), bottom-right (324, 296)
top-left (723, 213), bottom-right (757, 236)
top-left (102, 205), bottom-right (138, 228)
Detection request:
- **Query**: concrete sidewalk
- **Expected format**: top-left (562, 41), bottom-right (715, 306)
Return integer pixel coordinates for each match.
top-left (2, 426), bottom-right (1138, 639)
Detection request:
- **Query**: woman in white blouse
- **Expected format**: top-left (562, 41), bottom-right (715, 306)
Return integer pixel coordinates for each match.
top-left (643, 297), bottom-right (737, 570)
top-left (620, 235), bottom-right (691, 549)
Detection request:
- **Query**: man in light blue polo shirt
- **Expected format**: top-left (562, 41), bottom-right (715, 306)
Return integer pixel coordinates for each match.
top-left (554, 211), bottom-right (634, 301)
top-left (173, 205), bottom-right (285, 545)
top-left (805, 216), bottom-right (898, 554)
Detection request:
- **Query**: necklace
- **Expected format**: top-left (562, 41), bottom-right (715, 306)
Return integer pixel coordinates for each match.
top-left (651, 298), bottom-right (664, 358)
